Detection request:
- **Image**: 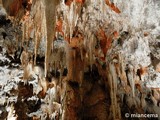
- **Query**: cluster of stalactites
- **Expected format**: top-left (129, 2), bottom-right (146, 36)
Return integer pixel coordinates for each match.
top-left (105, 53), bottom-right (135, 119)
top-left (20, 0), bottom-right (122, 79)
top-left (11, 0), bottom-right (132, 119)
top-left (19, 0), bottom-right (46, 77)
top-left (20, 0), bottom-right (60, 77)
top-left (104, 49), bottom-right (160, 119)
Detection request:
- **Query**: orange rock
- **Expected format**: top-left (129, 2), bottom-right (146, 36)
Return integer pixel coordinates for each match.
top-left (38, 90), bottom-right (46, 99)
top-left (139, 67), bottom-right (148, 75)
top-left (97, 28), bottom-right (112, 57)
top-left (56, 19), bottom-right (64, 36)
top-left (105, 0), bottom-right (121, 14)
top-left (70, 37), bottom-right (80, 48)
top-left (113, 31), bottom-right (119, 38)
top-left (75, 0), bottom-right (85, 4)
top-left (105, 0), bottom-right (110, 6)
top-left (135, 83), bottom-right (142, 92)
top-left (65, 0), bottom-right (73, 6)
top-left (110, 3), bottom-right (121, 14)
top-left (9, 0), bottom-right (23, 16)
top-left (76, 0), bottom-right (82, 3)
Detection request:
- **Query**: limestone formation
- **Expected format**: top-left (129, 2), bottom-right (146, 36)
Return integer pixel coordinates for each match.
top-left (0, 0), bottom-right (160, 120)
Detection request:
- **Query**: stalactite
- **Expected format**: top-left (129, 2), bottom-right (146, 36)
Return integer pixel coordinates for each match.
top-left (127, 65), bottom-right (135, 97)
top-left (141, 93), bottom-right (146, 111)
top-left (2, 0), bottom-right (160, 119)
top-left (25, 19), bottom-right (29, 42)
top-left (153, 89), bottom-right (160, 102)
top-left (117, 54), bottom-right (128, 88)
top-left (22, 22), bottom-right (25, 47)
top-left (135, 90), bottom-right (141, 108)
top-left (20, 49), bottom-right (29, 68)
top-left (34, 28), bottom-right (38, 65)
top-left (44, 0), bottom-right (59, 77)
top-left (34, 28), bottom-right (40, 65)
top-left (151, 90), bottom-right (158, 106)
top-left (108, 62), bottom-right (121, 119)
top-left (41, 7), bottom-right (47, 39)
top-left (66, 47), bottom-right (74, 81)
top-left (88, 33), bottom-right (94, 67)
top-left (23, 60), bottom-right (33, 80)
top-left (69, 3), bottom-right (74, 41)
top-left (108, 70), bottom-right (115, 119)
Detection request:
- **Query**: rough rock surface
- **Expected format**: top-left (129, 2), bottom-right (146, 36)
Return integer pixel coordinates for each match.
top-left (0, 0), bottom-right (160, 120)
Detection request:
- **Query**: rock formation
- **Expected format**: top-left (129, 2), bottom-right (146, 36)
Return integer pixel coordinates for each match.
top-left (0, 0), bottom-right (160, 120)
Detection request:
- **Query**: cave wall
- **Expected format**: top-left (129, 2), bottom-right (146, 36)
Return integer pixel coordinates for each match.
top-left (1, 0), bottom-right (160, 119)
